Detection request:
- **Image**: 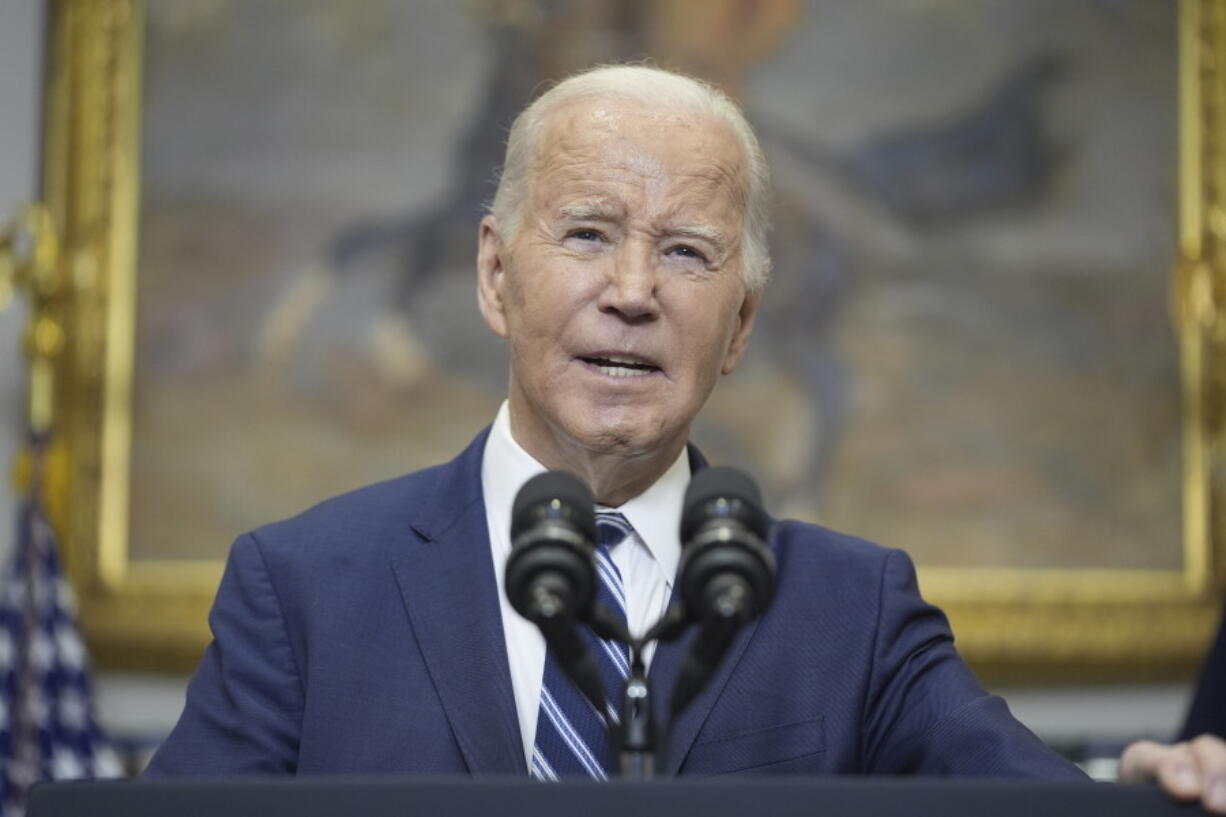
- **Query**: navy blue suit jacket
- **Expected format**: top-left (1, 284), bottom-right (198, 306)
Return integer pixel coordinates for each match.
top-left (146, 429), bottom-right (1085, 779)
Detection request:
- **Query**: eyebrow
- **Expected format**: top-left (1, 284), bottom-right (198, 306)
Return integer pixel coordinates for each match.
top-left (558, 201), bottom-right (624, 222)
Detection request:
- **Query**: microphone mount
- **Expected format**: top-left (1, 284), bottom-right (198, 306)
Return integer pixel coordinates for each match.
top-left (504, 467), bottom-right (776, 782)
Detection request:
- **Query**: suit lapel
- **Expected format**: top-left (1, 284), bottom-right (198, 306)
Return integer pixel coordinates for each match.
top-left (650, 614), bottom-right (760, 775)
top-left (650, 443), bottom-right (762, 775)
top-left (390, 430), bottom-right (526, 775)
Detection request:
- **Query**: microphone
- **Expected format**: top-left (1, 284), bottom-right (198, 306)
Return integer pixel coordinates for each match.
top-left (670, 467), bottom-right (775, 717)
top-left (504, 470), bottom-right (607, 716)
top-left (677, 467), bottom-right (775, 624)
top-left (505, 470), bottom-right (598, 624)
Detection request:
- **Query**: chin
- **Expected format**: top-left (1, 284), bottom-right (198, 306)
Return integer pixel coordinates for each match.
top-left (568, 406), bottom-right (675, 457)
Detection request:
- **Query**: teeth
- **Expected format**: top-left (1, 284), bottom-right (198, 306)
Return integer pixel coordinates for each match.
top-left (594, 364), bottom-right (652, 378)
top-left (581, 353), bottom-right (657, 377)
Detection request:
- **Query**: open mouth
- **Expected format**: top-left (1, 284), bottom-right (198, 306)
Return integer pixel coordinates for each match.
top-left (578, 353), bottom-right (661, 378)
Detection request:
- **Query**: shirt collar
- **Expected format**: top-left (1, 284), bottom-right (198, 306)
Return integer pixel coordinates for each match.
top-left (596, 448), bottom-right (686, 588)
top-left (483, 401), bottom-right (686, 583)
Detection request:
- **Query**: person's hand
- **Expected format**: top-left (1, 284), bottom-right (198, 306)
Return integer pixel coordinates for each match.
top-left (1120, 734), bottom-right (1226, 814)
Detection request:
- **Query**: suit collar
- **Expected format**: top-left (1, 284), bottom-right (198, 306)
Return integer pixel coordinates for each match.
top-left (390, 428), bottom-right (526, 775)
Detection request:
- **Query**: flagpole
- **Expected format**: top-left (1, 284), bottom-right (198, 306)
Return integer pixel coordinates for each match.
top-left (1, 205), bottom-right (120, 814)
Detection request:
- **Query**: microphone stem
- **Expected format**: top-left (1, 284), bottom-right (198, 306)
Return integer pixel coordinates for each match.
top-left (669, 607), bottom-right (743, 719)
top-left (618, 643), bottom-right (655, 779)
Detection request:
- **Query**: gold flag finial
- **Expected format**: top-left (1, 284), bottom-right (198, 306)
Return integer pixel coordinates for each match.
top-left (0, 202), bottom-right (65, 436)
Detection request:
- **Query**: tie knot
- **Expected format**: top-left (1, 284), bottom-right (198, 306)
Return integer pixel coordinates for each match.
top-left (595, 511), bottom-right (633, 551)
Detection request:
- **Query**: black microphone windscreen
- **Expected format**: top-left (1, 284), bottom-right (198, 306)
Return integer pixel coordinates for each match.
top-left (680, 466), bottom-right (767, 542)
top-left (511, 470), bottom-right (596, 543)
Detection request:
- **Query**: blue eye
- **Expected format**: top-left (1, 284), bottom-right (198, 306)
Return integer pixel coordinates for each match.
top-left (569, 229), bottom-right (604, 242)
top-left (669, 245), bottom-right (707, 262)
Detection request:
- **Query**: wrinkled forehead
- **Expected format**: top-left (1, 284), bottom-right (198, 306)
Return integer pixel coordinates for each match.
top-left (527, 97), bottom-right (751, 216)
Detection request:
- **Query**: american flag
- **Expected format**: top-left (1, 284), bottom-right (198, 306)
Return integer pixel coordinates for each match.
top-left (0, 441), bottom-right (121, 816)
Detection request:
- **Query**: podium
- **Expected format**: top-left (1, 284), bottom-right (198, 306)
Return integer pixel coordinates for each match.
top-left (28, 777), bottom-right (1202, 817)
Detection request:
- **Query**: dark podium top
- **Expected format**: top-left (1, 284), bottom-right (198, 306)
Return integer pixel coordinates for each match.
top-left (29, 777), bottom-right (1204, 817)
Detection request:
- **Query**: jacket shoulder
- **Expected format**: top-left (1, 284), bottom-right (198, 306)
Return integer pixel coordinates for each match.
top-left (771, 517), bottom-right (902, 576)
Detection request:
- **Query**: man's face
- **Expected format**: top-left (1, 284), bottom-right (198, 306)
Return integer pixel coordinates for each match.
top-left (477, 98), bottom-right (759, 467)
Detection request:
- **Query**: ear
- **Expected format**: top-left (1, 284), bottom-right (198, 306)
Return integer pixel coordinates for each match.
top-left (476, 215), bottom-right (510, 338)
top-left (720, 289), bottom-right (760, 375)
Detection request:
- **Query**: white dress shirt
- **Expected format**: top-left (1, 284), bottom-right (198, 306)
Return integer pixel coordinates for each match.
top-left (481, 401), bottom-right (687, 767)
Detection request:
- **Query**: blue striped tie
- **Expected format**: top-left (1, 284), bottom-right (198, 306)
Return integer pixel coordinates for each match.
top-left (530, 511), bottom-right (633, 780)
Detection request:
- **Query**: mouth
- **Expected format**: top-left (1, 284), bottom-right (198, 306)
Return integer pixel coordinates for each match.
top-left (577, 352), bottom-right (662, 378)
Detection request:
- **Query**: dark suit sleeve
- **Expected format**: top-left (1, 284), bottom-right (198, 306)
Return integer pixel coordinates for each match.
top-left (144, 533), bottom-right (304, 775)
top-left (1179, 607), bottom-right (1226, 740)
top-left (861, 549), bottom-right (1086, 779)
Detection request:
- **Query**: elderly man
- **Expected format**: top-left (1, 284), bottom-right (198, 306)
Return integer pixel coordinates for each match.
top-left (145, 64), bottom-right (1225, 806)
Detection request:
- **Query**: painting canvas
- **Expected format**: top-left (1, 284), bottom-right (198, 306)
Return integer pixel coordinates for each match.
top-left (129, 0), bottom-right (1180, 580)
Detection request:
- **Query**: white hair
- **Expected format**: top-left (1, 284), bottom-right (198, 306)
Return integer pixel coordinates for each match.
top-left (488, 64), bottom-right (773, 292)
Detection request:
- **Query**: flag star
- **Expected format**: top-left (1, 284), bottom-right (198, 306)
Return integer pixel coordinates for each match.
top-left (55, 579), bottom-right (78, 614)
top-left (93, 747), bottom-right (124, 778)
top-left (30, 632), bottom-right (54, 672)
top-left (50, 745), bottom-right (86, 779)
top-left (55, 624), bottom-right (84, 671)
top-left (57, 688), bottom-right (87, 731)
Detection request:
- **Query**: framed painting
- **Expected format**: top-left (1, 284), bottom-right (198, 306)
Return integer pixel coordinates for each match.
top-left (15, 0), bottom-right (1225, 678)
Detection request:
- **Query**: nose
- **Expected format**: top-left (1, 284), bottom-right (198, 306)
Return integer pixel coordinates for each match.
top-left (597, 243), bottom-right (659, 322)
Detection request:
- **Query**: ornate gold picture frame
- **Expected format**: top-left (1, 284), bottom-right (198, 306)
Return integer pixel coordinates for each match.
top-left (16, 0), bottom-right (1226, 678)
